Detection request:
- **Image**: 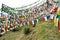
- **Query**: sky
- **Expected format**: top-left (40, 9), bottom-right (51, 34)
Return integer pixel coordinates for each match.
top-left (0, 0), bottom-right (59, 9)
top-left (0, 0), bottom-right (1, 16)
top-left (0, 0), bottom-right (39, 9)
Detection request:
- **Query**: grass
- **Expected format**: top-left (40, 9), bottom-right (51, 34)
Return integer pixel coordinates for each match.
top-left (0, 20), bottom-right (60, 40)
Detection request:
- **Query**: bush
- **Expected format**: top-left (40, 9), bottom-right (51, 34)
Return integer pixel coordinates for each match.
top-left (12, 27), bottom-right (20, 32)
top-left (0, 34), bottom-right (2, 37)
top-left (24, 27), bottom-right (30, 34)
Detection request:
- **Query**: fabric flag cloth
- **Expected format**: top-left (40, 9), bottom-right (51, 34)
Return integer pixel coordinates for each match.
top-left (34, 19), bottom-right (37, 24)
top-left (2, 21), bottom-right (6, 24)
top-left (39, 18), bottom-right (42, 23)
top-left (57, 9), bottom-right (60, 15)
top-left (58, 19), bottom-right (60, 32)
top-left (20, 23), bottom-right (23, 27)
top-left (29, 20), bottom-right (32, 25)
top-left (14, 21), bottom-right (16, 27)
top-left (1, 25), bottom-right (5, 34)
top-left (44, 16), bottom-right (47, 21)
top-left (33, 19), bottom-right (37, 27)
top-left (5, 24), bottom-right (8, 31)
top-left (27, 21), bottom-right (29, 25)
top-left (54, 7), bottom-right (58, 12)
top-left (1, 28), bottom-right (5, 34)
top-left (42, 17), bottom-right (45, 22)
top-left (2, 25), bottom-right (6, 32)
top-left (20, 18), bottom-right (23, 23)
top-left (50, 14), bottom-right (54, 20)
top-left (32, 20), bottom-right (34, 25)
top-left (0, 27), bottom-right (2, 33)
top-left (24, 21), bottom-right (27, 26)
top-left (52, 7), bottom-right (58, 12)
top-left (1, 27), bottom-right (5, 34)
top-left (47, 15), bottom-right (50, 19)
top-left (56, 18), bottom-right (59, 27)
top-left (52, 7), bottom-right (55, 12)
top-left (57, 15), bottom-right (60, 19)
top-left (36, 19), bottom-right (38, 23)
top-left (54, 16), bottom-right (57, 27)
top-left (24, 22), bottom-right (26, 26)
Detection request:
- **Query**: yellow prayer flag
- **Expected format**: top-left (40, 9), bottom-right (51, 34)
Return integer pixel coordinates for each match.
top-left (6, 18), bottom-right (8, 24)
top-left (57, 9), bottom-right (60, 15)
top-left (2, 21), bottom-right (6, 24)
top-left (54, 16), bottom-right (57, 27)
top-left (56, 18), bottom-right (59, 27)
top-left (20, 23), bottom-right (23, 27)
top-left (36, 19), bottom-right (38, 23)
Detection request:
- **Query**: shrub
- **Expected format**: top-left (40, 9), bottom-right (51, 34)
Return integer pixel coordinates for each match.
top-left (24, 27), bottom-right (30, 34)
top-left (12, 27), bottom-right (20, 32)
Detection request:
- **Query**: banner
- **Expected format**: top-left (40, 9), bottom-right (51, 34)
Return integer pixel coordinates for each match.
top-left (1, 4), bottom-right (14, 15)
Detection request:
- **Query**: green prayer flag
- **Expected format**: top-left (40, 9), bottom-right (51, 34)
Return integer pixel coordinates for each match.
top-left (56, 15), bottom-right (60, 19)
top-left (39, 18), bottom-right (42, 23)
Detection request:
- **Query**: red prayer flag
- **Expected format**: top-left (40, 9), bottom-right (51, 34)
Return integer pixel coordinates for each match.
top-left (58, 19), bottom-right (60, 31)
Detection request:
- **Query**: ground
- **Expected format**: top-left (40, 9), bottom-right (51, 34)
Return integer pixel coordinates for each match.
top-left (0, 20), bottom-right (60, 40)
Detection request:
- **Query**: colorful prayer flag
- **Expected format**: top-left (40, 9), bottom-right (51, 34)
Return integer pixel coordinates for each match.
top-left (44, 17), bottom-right (47, 21)
top-left (54, 16), bottom-right (57, 27)
top-left (57, 9), bottom-right (60, 15)
top-left (36, 19), bottom-right (38, 23)
top-left (58, 19), bottom-right (60, 32)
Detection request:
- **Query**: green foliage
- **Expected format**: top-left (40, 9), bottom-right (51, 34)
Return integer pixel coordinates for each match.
top-left (24, 27), bottom-right (30, 34)
top-left (12, 27), bottom-right (20, 32)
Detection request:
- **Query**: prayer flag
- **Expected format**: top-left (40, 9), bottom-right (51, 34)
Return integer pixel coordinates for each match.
top-left (54, 16), bottom-right (57, 27)
top-left (36, 19), bottom-right (38, 23)
top-left (42, 17), bottom-right (45, 22)
top-left (58, 19), bottom-right (60, 32)
top-left (44, 17), bottom-right (47, 21)
top-left (57, 9), bottom-right (60, 15)
top-left (39, 18), bottom-right (42, 23)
